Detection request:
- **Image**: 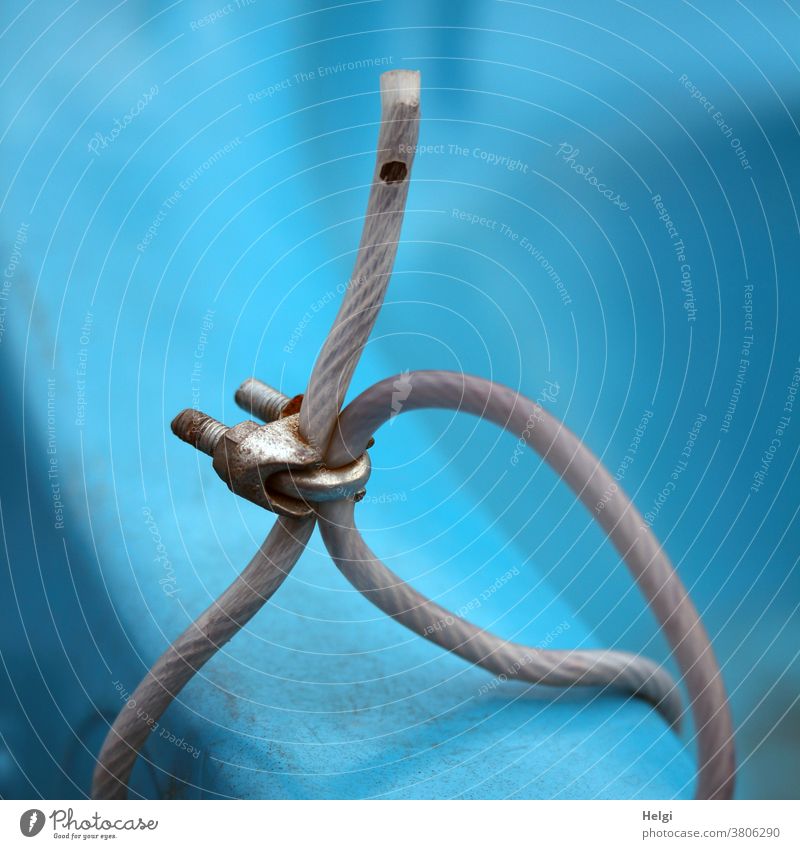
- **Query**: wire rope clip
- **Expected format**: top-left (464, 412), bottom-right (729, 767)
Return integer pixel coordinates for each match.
top-left (170, 389), bottom-right (371, 519)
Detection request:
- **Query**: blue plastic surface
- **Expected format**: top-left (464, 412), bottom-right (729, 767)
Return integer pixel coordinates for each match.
top-left (1, 1), bottom-right (799, 799)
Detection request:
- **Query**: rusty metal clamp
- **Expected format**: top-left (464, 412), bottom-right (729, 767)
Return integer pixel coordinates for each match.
top-left (170, 379), bottom-right (371, 519)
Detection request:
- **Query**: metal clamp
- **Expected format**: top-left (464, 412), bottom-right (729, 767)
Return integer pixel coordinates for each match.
top-left (170, 380), bottom-right (371, 518)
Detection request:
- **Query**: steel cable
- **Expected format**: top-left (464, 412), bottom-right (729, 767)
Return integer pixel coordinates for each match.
top-left (319, 370), bottom-right (735, 799)
top-left (318, 498), bottom-right (682, 724)
top-left (93, 69), bottom-right (734, 801)
top-left (298, 69), bottom-right (421, 453)
top-left (92, 70), bottom-right (422, 800)
top-left (91, 515), bottom-right (313, 799)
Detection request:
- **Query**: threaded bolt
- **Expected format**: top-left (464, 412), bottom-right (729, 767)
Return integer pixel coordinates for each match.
top-left (171, 409), bottom-right (228, 456)
top-left (235, 378), bottom-right (291, 422)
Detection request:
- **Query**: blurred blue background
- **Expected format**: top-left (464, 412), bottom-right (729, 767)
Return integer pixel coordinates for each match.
top-left (1, 0), bottom-right (798, 799)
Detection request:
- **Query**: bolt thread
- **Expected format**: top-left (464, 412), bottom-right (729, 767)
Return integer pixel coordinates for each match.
top-left (171, 409), bottom-right (227, 455)
top-left (235, 378), bottom-right (290, 423)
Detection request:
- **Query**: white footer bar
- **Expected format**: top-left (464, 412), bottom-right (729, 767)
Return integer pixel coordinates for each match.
top-left (1, 799), bottom-right (797, 847)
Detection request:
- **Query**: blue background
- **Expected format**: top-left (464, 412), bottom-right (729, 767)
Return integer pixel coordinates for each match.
top-left (0, 0), bottom-right (798, 799)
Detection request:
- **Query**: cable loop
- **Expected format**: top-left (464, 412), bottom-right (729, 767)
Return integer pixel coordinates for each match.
top-left (92, 69), bottom-right (735, 802)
